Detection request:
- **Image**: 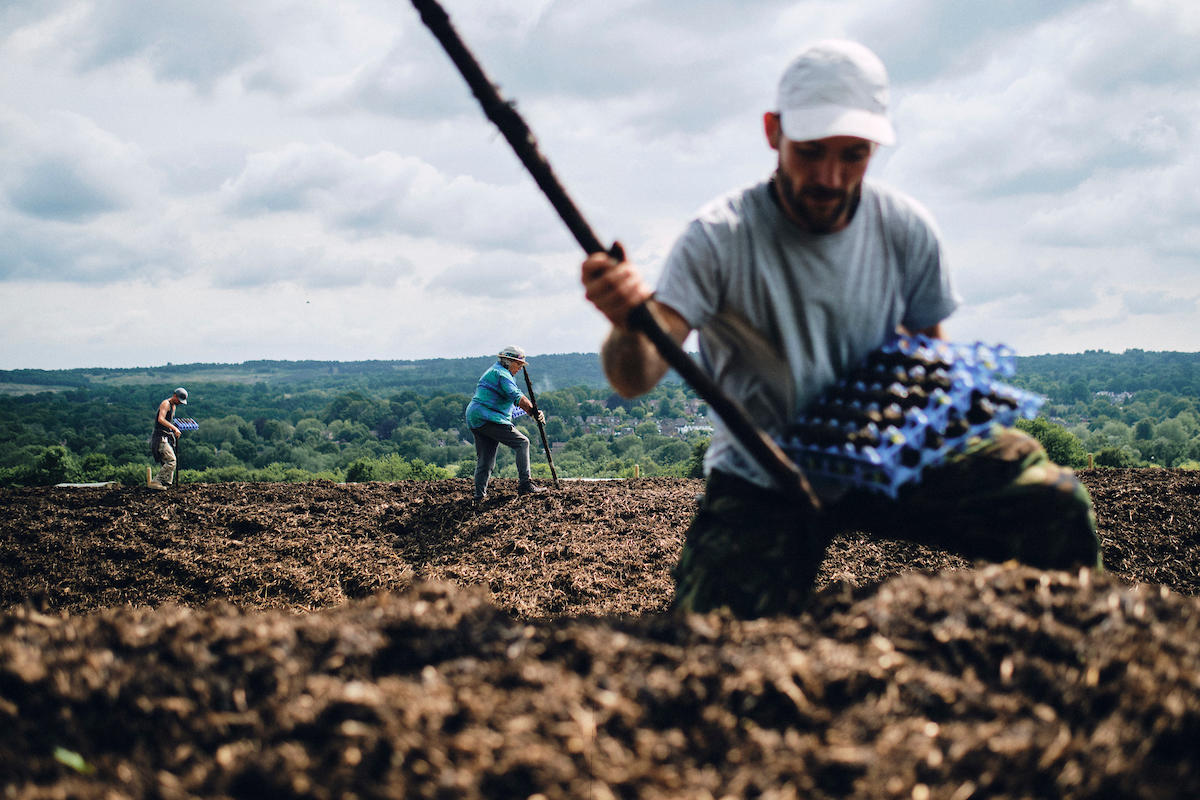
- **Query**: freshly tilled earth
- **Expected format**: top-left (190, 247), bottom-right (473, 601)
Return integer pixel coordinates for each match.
top-left (1, 469), bottom-right (1198, 799)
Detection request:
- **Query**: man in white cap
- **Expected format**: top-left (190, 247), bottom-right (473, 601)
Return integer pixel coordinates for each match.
top-left (464, 345), bottom-right (547, 504)
top-left (149, 387), bottom-right (188, 490)
top-left (581, 40), bottom-right (1099, 617)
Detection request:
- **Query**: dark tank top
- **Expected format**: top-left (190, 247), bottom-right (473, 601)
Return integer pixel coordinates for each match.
top-left (153, 401), bottom-right (176, 436)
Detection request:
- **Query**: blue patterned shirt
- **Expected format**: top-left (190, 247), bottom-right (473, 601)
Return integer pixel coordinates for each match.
top-left (465, 362), bottom-right (524, 428)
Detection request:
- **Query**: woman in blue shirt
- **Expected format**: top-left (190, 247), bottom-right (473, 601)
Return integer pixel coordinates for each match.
top-left (465, 345), bottom-right (546, 503)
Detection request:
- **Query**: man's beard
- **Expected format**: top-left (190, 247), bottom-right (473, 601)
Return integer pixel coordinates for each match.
top-left (774, 168), bottom-right (861, 234)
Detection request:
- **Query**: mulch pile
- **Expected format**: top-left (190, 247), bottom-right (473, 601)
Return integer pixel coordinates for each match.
top-left (2, 469), bottom-right (1199, 798)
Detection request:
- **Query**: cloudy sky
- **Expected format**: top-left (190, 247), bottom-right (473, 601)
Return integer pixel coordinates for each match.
top-left (1, 0), bottom-right (1196, 370)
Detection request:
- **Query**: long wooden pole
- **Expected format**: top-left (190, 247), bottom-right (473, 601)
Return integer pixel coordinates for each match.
top-left (522, 366), bottom-right (559, 486)
top-left (410, 0), bottom-right (820, 511)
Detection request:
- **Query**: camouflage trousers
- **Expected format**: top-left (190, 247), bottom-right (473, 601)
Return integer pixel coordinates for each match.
top-left (673, 426), bottom-right (1102, 618)
top-left (154, 437), bottom-right (177, 487)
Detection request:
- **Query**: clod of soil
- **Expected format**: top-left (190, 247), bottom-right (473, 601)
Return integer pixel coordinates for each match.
top-left (2, 469), bottom-right (1199, 799)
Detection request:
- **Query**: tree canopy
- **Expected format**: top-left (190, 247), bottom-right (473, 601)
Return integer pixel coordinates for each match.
top-left (1, 349), bottom-right (1197, 486)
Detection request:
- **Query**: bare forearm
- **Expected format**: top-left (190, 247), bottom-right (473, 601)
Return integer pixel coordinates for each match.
top-left (601, 326), bottom-right (671, 398)
top-left (600, 300), bottom-right (690, 398)
top-left (581, 248), bottom-right (690, 397)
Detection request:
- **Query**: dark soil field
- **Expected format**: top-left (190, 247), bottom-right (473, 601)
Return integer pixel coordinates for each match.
top-left (2, 469), bottom-right (1199, 799)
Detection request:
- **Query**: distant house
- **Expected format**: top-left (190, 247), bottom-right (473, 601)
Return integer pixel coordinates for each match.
top-left (658, 417), bottom-right (691, 436)
top-left (583, 415), bottom-right (622, 436)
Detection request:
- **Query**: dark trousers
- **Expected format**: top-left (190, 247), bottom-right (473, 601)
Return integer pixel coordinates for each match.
top-left (471, 422), bottom-right (531, 499)
top-left (673, 427), bottom-right (1102, 618)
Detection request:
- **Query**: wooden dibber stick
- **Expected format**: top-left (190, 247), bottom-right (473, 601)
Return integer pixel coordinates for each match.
top-left (522, 366), bottom-right (559, 487)
top-left (410, 0), bottom-right (820, 510)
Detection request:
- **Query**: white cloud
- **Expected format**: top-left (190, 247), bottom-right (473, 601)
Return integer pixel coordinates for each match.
top-left (1, 110), bottom-right (155, 220)
top-left (426, 250), bottom-right (578, 299)
top-left (221, 141), bottom-right (573, 252)
top-left (71, 1), bottom-right (262, 90)
top-left (1122, 288), bottom-right (1197, 316)
top-left (867, 0), bottom-right (1200, 357)
top-left (0, 0), bottom-right (1198, 369)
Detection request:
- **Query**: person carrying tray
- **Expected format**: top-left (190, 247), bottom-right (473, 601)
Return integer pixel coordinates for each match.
top-left (148, 387), bottom-right (188, 490)
top-left (581, 40), bottom-right (1101, 618)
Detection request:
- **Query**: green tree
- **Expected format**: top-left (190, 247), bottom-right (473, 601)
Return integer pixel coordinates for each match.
top-left (196, 415), bottom-right (252, 448)
top-left (30, 445), bottom-right (77, 485)
top-left (104, 434), bottom-right (151, 465)
top-left (1015, 418), bottom-right (1087, 469)
top-left (653, 440), bottom-right (692, 465)
top-left (346, 454), bottom-right (451, 482)
top-left (1156, 418), bottom-right (1188, 444)
top-left (345, 458), bottom-right (376, 482)
top-left (422, 394), bottom-right (469, 431)
top-left (634, 420), bottom-right (660, 438)
top-left (686, 438), bottom-right (709, 479)
top-left (328, 420), bottom-right (373, 444)
top-left (258, 419), bottom-right (292, 441)
top-left (579, 400), bottom-right (604, 417)
top-left (1143, 437), bottom-right (1185, 468)
top-left (323, 391), bottom-right (386, 427)
top-left (1064, 378), bottom-right (1089, 403)
top-left (231, 440), bottom-right (257, 463)
top-left (612, 436), bottom-right (644, 458)
top-left (293, 418), bottom-right (329, 446)
top-left (1093, 420), bottom-right (1133, 450)
top-left (1094, 447), bottom-right (1136, 468)
top-left (543, 418), bottom-right (567, 441)
top-left (77, 452), bottom-right (113, 481)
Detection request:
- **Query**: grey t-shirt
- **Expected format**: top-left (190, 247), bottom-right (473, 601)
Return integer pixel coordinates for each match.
top-left (655, 177), bottom-right (960, 491)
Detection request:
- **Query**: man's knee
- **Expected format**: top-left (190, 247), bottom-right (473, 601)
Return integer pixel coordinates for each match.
top-left (508, 430), bottom-right (530, 454)
top-left (1036, 465), bottom-right (1101, 569)
top-left (979, 458), bottom-right (1100, 570)
top-left (988, 426), bottom-right (1045, 463)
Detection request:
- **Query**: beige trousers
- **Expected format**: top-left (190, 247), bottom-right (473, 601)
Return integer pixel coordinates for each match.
top-left (155, 438), bottom-right (177, 485)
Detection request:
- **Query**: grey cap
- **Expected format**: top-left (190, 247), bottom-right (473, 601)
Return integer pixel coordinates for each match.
top-left (173, 387), bottom-right (188, 404)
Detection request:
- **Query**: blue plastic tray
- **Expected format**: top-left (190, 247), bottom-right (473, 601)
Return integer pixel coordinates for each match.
top-left (777, 334), bottom-right (1044, 497)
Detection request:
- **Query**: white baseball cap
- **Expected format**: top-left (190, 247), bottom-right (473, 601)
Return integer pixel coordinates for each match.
top-left (776, 39), bottom-right (895, 146)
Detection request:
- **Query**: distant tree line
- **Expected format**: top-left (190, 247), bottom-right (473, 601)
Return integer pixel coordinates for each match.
top-left (1, 349), bottom-right (1197, 486)
top-left (1009, 349), bottom-right (1200, 470)
top-left (0, 366), bottom-right (709, 487)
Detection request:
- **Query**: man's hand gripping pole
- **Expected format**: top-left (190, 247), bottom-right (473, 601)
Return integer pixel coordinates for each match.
top-left (410, 0), bottom-right (820, 511)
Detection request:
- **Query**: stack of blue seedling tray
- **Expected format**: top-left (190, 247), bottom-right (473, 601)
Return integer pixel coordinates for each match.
top-left (175, 417), bottom-right (199, 432)
top-left (777, 334), bottom-right (1045, 498)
